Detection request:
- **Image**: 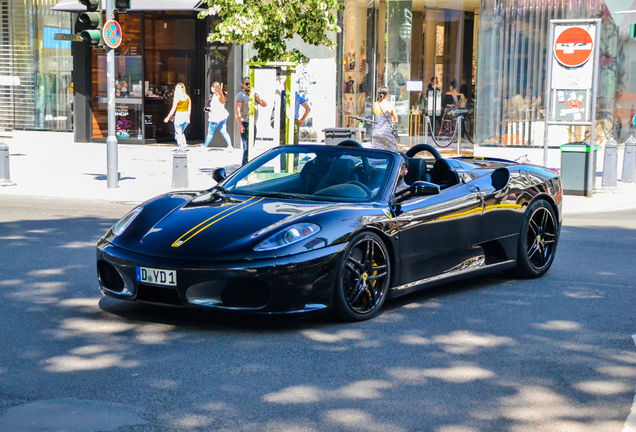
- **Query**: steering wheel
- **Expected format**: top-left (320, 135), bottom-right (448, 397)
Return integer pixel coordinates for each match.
top-left (406, 144), bottom-right (442, 161)
top-left (346, 181), bottom-right (372, 198)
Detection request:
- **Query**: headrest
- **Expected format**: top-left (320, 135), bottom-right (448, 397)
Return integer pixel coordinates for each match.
top-left (405, 158), bottom-right (427, 185)
top-left (327, 158), bottom-right (356, 184)
top-left (433, 158), bottom-right (451, 173)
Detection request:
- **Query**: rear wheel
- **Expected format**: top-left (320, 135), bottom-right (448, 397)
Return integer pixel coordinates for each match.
top-left (512, 199), bottom-right (558, 278)
top-left (333, 232), bottom-right (391, 321)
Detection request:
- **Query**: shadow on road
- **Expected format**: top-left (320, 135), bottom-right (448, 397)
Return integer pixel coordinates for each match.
top-left (1, 213), bottom-right (635, 431)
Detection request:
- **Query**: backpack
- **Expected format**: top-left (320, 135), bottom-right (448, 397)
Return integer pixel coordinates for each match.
top-left (393, 72), bottom-right (406, 87)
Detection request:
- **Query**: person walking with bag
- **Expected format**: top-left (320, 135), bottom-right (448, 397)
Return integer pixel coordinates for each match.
top-left (204, 82), bottom-right (232, 150)
top-left (164, 82), bottom-right (191, 152)
top-left (371, 86), bottom-right (399, 151)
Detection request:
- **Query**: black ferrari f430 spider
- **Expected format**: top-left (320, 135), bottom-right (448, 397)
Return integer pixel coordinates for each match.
top-left (97, 142), bottom-right (562, 321)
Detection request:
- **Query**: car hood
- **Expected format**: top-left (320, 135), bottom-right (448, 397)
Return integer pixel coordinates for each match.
top-left (111, 192), bottom-right (343, 260)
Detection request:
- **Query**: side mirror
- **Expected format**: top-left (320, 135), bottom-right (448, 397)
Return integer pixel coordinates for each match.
top-left (212, 168), bottom-right (226, 183)
top-left (411, 180), bottom-right (440, 196)
top-left (395, 180), bottom-right (440, 202)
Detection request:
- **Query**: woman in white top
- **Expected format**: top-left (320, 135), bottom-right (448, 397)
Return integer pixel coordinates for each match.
top-left (164, 83), bottom-right (191, 152)
top-left (204, 82), bottom-right (232, 149)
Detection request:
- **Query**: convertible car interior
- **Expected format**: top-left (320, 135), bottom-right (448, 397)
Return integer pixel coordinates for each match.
top-left (226, 142), bottom-right (464, 201)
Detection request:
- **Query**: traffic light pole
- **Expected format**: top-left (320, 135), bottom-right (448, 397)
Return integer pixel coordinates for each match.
top-left (105, 0), bottom-right (118, 188)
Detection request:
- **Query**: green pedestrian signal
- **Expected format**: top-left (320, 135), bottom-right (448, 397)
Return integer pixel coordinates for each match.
top-left (78, 0), bottom-right (103, 46)
top-left (114, 0), bottom-right (131, 13)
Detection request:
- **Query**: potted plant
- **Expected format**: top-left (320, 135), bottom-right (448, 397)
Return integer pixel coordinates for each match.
top-left (116, 119), bottom-right (131, 138)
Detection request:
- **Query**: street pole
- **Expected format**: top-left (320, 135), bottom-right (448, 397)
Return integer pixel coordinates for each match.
top-left (105, 0), bottom-right (118, 188)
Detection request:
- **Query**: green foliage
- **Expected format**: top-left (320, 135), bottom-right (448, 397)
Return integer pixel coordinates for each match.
top-left (198, 0), bottom-right (342, 62)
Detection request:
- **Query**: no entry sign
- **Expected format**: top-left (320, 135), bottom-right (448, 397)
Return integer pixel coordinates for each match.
top-left (103, 20), bottom-right (123, 49)
top-left (554, 26), bottom-right (593, 68)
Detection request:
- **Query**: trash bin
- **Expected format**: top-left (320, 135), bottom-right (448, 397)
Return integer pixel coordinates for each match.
top-left (560, 142), bottom-right (598, 196)
top-left (324, 128), bottom-right (364, 145)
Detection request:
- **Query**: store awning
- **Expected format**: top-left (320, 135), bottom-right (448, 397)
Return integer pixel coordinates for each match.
top-left (51, 0), bottom-right (205, 12)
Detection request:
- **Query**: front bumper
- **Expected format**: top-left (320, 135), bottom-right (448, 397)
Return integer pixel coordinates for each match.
top-left (96, 240), bottom-right (344, 316)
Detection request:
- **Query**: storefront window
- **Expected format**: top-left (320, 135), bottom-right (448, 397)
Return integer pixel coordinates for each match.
top-left (475, 0), bottom-right (609, 147)
top-left (92, 14), bottom-right (143, 141)
top-left (1, 0), bottom-right (72, 131)
top-left (144, 14), bottom-right (198, 142)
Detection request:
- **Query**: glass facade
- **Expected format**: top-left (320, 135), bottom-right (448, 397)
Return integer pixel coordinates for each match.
top-left (475, 0), bottom-right (613, 147)
top-left (331, 0), bottom-right (636, 150)
top-left (0, 0), bottom-right (72, 131)
top-left (338, 0), bottom-right (480, 143)
top-left (90, 12), bottom-right (223, 144)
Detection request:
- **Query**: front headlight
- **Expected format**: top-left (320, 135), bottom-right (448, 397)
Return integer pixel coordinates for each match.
top-left (254, 223), bottom-right (321, 251)
top-left (112, 206), bottom-right (143, 236)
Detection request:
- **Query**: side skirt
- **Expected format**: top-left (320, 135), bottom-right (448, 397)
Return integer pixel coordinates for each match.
top-left (388, 256), bottom-right (516, 299)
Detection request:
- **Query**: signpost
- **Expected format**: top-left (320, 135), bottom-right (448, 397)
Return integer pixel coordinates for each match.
top-left (104, 9), bottom-right (119, 188)
top-left (54, 33), bottom-right (83, 42)
top-left (544, 19), bottom-right (601, 196)
top-left (102, 20), bottom-right (122, 49)
top-left (554, 27), bottom-right (594, 68)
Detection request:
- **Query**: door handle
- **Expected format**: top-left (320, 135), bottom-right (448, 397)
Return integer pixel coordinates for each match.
top-left (469, 186), bottom-right (480, 193)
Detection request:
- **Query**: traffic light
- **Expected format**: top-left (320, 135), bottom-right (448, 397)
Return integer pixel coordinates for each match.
top-left (631, 23), bottom-right (636, 38)
top-left (114, 0), bottom-right (131, 13)
top-left (78, 0), bottom-right (102, 46)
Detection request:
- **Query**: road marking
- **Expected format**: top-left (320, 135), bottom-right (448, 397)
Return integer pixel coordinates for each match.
top-left (622, 334), bottom-right (636, 432)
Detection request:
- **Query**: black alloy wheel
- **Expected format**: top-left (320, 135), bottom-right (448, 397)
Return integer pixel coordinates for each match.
top-left (513, 199), bottom-right (558, 278)
top-left (334, 232), bottom-right (391, 321)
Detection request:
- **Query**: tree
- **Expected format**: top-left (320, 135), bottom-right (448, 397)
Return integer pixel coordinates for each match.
top-left (198, 0), bottom-right (342, 63)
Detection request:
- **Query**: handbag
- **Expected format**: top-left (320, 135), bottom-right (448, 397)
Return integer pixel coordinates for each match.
top-left (380, 105), bottom-right (398, 139)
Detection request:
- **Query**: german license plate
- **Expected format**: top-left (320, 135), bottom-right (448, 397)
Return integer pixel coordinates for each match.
top-left (136, 266), bottom-right (177, 286)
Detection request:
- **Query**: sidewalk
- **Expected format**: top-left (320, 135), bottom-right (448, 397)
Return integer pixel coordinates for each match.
top-left (1, 130), bottom-right (636, 214)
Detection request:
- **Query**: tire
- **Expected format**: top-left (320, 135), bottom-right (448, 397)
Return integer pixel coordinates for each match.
top-left (333, 232), bottom-right (391, 321)
top-left (511, 199), bottom-right (559, 278)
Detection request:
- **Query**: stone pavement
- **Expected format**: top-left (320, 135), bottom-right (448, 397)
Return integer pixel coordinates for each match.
top-left (1, 130), bottom-right (636, 215)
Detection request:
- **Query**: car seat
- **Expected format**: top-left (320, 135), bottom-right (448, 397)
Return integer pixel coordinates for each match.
top-left (314, 158), bottom-right (359, 193)
top-left (431, 159), bottom-right (460, 189)
top-left (299, 156), bottom-right (332, 194)
top-left (405, 158), bottom-right (433, 185)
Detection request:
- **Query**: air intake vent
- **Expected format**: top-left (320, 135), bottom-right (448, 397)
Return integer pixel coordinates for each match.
top-left (137, 284), bottom-right (183, 306)
top-left (97, 260), bottom-right (124, 292)
top-left (221, 280), bottom-right (270, 308)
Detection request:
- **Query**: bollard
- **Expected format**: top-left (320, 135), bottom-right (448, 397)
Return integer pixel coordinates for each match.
top-left (601, 137), bottom-right (618, 188)
top-left (456, 115), bottom-right (463, 156)
top-left (424, 115), bottom-right (429, 145)
top-left (622, 135), bottom-right (636, 184)
top-left (172, 151), bottom-right (189, 189)
top-left (0, 133), bottom-right (15, 187)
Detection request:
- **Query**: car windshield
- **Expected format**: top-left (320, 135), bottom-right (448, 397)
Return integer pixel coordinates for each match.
top-left (220, 145), bottom-right (396, 202)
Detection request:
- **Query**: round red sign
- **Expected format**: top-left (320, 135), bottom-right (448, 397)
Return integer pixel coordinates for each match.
top-left (103, 20), bottom-right (123, 49)
top-left (554, 27), bottom-right (593, 68)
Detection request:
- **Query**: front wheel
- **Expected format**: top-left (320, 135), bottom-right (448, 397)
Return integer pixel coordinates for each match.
top-left (512, 199), bottom-right (559, 278)
top-left (333, 232), bottom-right (391, 321)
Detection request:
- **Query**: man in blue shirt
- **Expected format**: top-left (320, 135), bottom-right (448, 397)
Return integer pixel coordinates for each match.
top-left (279, 90), bottom-right (311, 145)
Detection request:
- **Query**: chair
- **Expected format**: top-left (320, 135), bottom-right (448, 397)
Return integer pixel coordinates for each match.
top-left (438, 107), bottom-right (456, 137)
top-left (405, 158), bottom-right (432, 185)
top-left (299, 156), bottom-right (332, 194)
top-left (314, 158), bottom-right (359, 193)
top-left (431, 159), bottom-right (460, 189)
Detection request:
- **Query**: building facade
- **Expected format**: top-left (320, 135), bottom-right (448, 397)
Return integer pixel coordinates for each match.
top-left (2, 0), bottom-right (636, 152)
top-left (1, 0), bottom-right (73, 132)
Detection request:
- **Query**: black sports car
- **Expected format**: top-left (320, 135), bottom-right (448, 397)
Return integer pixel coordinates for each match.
top-left (97, 142), bottom-right (562, 321)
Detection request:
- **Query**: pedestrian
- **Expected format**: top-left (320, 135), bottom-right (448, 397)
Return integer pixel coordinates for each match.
top-left (235, 76), bottom-right (266, 165)
top-left (204, 82), bottom-right (232, 150)
top-left (371, 85), bottom-right (399, 151)
top-left (164, 82), bottom-right (191, 152)
top-left (279, 89), bottom-right (311, 145)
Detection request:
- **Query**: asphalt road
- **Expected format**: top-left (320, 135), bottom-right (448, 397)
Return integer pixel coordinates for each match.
top-left (0, 195), bottom-right (635, 432)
